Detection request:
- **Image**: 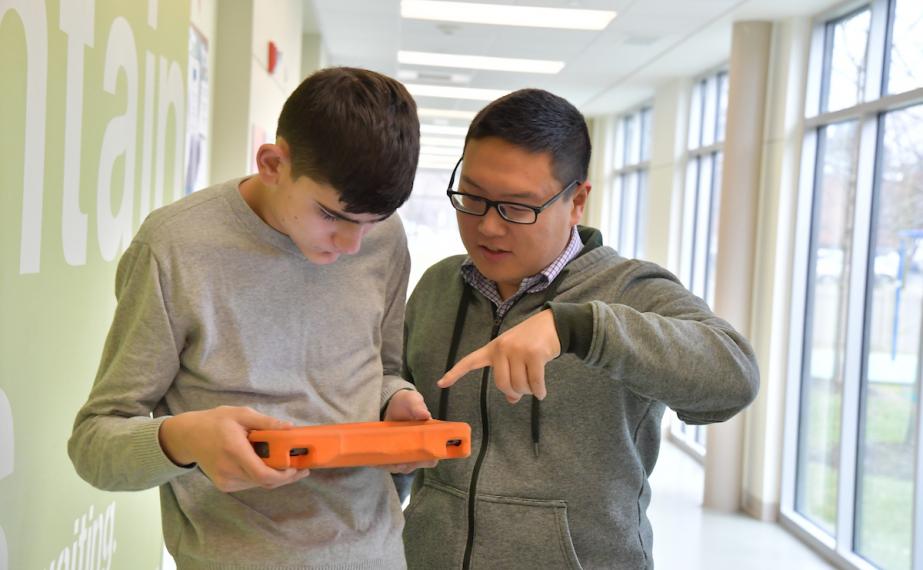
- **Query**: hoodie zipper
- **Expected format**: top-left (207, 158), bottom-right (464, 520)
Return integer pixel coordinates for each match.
top-left (462, 314), bottom-right (503, 570)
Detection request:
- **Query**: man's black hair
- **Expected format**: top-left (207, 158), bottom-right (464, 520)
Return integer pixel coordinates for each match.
top-left (465, 88), bottom-right (591, 186)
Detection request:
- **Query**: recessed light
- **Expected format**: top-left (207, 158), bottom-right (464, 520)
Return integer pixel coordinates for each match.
top-left (399, 50), bottom-right (564, 74)
top-left (401, 1), bottom-right (616, 31)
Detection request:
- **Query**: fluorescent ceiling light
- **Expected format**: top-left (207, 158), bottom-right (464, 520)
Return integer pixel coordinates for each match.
top-left (421, 135), bottom-right (465, 148)
top-left (421, 124), bottom-right (469, 136)
top-left (399, 68), bottom-right (472, 83)
top-left (399, 50), bottom-right (564, 74)
top-left (418, 108), bottom-right (477, 120)
top-left (407, 83), bottom-right (509, 101)
top-left (401, 1), bottom-right (616, 31)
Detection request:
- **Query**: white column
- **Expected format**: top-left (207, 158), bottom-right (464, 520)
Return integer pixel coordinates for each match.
top-left (210, 0), bottom-right (254, 182)
top-left (703, 20), bottom-right (773, 512)
top-left (301, 33), bottom-right (325, 79)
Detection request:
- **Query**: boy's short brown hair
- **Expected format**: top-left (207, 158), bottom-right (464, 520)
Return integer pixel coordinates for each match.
top-left (277, 67), bottom-right (420, 215)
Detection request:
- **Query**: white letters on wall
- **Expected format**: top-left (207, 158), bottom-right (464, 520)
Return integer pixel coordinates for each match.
top-left (155, 56), bottom-right (186, 208)
top-left (96, 17), bottom-right (139, 262)
top-left (3, 0), bottom-right (49, 275)
top-left (59, 0), bottom-right (95, 266)
top-left (8, 0), bottom-right (185, 274)
top-left (139, 52), bottom-right (157, 222)
top-left (47, 503), bottom-right (118, 570)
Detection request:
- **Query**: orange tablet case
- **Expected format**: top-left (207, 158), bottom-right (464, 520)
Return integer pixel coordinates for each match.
top-left (248, 420), bottom-right (471, 469)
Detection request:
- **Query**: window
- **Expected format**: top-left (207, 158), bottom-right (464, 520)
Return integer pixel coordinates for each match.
top-left (785, 2), bottom-right (923, 569)
top-left (670, 70), bottom-right (729, 456)
top-left (604, 106), bottom-right (652, 259)
top-left (680, 70), bottom-right (728, 307)
top-left (400, 167), bottom-right (465, 290)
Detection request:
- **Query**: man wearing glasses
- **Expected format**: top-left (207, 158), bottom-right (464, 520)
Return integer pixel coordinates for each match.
top-left (401, 89), bottom-right (759, 569)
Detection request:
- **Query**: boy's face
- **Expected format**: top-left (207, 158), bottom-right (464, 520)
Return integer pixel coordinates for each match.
top-left (273, 165), bottom-right (389, 265)
top-left (455, 137), bottom-right (588, 299)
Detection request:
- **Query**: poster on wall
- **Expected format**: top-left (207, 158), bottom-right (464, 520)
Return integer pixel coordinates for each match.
top-left (0, 0), bottom-right (190, 568)
top-left (185, 24), bottom-right (209, 195)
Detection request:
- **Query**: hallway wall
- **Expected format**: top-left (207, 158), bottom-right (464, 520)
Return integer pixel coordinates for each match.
top-left (0, 2), bottom-right (190, 567)
top-left (1, 1), bottom-right (303, 568)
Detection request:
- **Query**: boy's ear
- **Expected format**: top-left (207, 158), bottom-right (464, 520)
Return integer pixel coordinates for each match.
top-left (255, 141), bottom-right (289, 186)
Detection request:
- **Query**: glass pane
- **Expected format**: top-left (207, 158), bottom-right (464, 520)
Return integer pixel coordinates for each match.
top-left (635, 170), bottom-right (648, 258)
top-left (613, 118), bottom-right (626, 170)
top-left (854, 104), bottom-right (923, 570)
top-left (622, 172), bottom-right (639, 257)
top-left (692, 154), bottom-right (713, 298)
top-left (688, 80), bottom-right (704, 150)
top-left (641, 108), bottom-right (653, 162)
top-left (680, 160), bottom-right (699, 288)
top-left (886, 0), bottom-right (923, 95)
top-left (716, 72), bottom-right (729, 143)
top-left (796, 120), bottom-right (861, 535)
top-left (705, 152), bottom-right (723, 308)
top-left (402, 170), bottom-right (466, 289)
top-left (609, 176), bottom-right (625, 252)
top-left (823, 9), bottom-right (871, 113)
top-left (702, 75), bottom-right (718, 147)
top-left (626, 114), bottom-right (640, 166)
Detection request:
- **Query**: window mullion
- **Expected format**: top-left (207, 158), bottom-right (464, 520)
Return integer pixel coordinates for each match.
top-left (834, 112), bottom-right (878, 559)
top-left (864, 0), bottom-right (889, 102)
top-left (914, 309), bottom-right (923, 570)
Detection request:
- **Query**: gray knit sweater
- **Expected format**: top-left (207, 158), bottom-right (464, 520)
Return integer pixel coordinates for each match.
top-left (69, 178), bottom-right (414, 569)
top-left (402, 227), bottom-right (759, 569)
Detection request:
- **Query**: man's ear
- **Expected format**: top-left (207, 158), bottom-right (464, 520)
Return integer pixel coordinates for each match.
top-left (255, 140), bottom-right (290, 186)
top-left (569, 182), bottom-right (592, 225)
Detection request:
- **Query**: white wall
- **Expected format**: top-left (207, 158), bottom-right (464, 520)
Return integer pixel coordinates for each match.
top-left (250, 0), bottom-right (303, 165)
top-left (211, 0), bottom-right (303, 182)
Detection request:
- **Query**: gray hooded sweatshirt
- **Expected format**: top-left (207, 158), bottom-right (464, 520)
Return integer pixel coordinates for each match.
top-left (402, 226), bottom-right (759, 569)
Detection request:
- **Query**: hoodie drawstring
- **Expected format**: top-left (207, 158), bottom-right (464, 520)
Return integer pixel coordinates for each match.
top-left (438, 285), bottom-right (472, 421)
top-left (439, 283), bottom-right (543, 458)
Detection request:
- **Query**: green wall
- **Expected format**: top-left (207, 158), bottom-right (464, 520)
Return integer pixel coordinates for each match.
top-left (0, 0), bottom-right (189, 568)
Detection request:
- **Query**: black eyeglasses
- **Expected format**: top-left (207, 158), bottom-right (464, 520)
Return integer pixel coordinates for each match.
top-left (445, 157), bottom-right (581, 225)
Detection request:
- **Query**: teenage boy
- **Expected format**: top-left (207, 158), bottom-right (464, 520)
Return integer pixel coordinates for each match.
top-left (69, 67), bottom-right (429, 569)
top-left (401, 89), bottom-right (759, 569)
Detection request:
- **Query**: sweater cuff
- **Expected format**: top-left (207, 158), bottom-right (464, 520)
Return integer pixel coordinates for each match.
top-left (544, 302), bottom-right (594, 360)
top-left (133, 416), bottom-right (198, 479)
top-left (380, 376), bottom-right (416, 417)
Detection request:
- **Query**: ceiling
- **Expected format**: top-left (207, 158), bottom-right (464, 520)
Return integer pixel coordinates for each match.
top-left (303, 0), bottom-right (842, 121)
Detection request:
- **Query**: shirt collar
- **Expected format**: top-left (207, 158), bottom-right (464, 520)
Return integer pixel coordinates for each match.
top-left (461, 226), bottom-right (583, 315)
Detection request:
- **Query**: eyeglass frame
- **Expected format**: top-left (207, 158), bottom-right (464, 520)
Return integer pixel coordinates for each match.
top-left (445, 157), bottom-right (582, 225)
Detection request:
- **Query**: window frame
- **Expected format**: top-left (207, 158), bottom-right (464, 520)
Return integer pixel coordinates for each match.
top-left (780, 1), bottom-right (923, 568)
top-left (669, 67), bottom-right (729, 459)
top-left (605, 103), bottom-right (653, 259)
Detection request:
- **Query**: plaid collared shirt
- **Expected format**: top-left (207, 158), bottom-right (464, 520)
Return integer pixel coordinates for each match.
top-left (461, 226), bottom-right (583, 319)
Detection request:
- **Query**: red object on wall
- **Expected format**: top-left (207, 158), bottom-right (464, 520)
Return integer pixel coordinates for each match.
top-left (268, 41), bottom-right (279, 74)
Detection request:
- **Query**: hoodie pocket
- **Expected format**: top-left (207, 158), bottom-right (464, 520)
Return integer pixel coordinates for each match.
top-left (470, 491), bottom-right (584, 570)
top-left (404, 477), bottom-right (468, 570)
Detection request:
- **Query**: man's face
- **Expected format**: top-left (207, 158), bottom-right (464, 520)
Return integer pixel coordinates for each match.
top-left (272, 168), bottom-right (387, 265)
top-left (455, 137), bottom-right (587, 299)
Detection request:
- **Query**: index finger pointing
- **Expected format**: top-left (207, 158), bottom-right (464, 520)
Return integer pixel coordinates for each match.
top-left (437, 346), bottom-right (492, 388)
